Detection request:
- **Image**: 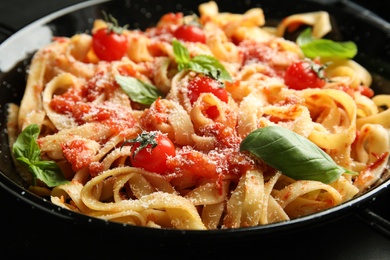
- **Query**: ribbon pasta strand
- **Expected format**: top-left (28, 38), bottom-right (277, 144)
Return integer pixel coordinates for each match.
top-left (7, 1), bottom-right (390, 230)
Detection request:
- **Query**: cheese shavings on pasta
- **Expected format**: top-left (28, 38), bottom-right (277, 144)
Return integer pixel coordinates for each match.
top-left (7, 1), bottom-right (390, 230)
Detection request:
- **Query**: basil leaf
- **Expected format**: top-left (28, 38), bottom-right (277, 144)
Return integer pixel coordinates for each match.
top-left (115, 75), bottom-right (163, 105)
top-left (172, 39), bottom-right (232, 82)
top-left (188, 55), bottom-right (232, 82)
top-left (172, 39), bottom-right (191, 71)
top-left (12, 124), bottom-right (68, 187)
top-left (297, 28), bottom-right (357, 59)
top-left (29, 162), bottom-right (69, 188)
top-left (12, 124), bottom-right (40, 162)
top-left (296, 27), bottom-right (314, 47)
top-left (239, 125), bottom-right (349, 184)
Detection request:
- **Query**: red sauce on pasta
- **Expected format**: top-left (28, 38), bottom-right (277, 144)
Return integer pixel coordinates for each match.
top-left (62, 139), bottom-right (94, 171)
top-left (50, 80), bottom-right (136, 134)
top-left (240, 40), bottom-right (300, 77)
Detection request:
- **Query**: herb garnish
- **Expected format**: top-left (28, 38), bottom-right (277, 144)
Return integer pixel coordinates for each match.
top-left (297, 28), bottom-right (358, 59)
top-left (115, 75), bottom-right (163, 105)
top-left (12, 124), bottom-right (69, 187)
top-left (240, 125), bottom-right (356, 184)
top-left (172, 39), bottom-right (232, 82)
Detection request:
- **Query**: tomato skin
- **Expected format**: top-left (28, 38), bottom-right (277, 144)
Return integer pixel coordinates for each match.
top-left (130, 132), bottom-right (176, 174)
top-left (284, 61), bottom-right (326, 90)
top-left (92, 28), bottom-right (128, 61)
top-left (187, 76), bottom-right (228, 119)
top-left (358, 85), bottom-right (374, 98)
top-left (187, 76), bottom-right (228, 104)
top-left (173, 25), bottom-right (206, 43)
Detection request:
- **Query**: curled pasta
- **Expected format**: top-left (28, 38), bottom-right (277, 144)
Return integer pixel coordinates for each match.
top-left (7, 1), bottom-right (390, 230)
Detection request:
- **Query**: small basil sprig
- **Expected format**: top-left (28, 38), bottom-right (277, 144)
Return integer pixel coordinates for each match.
top-left (240, 125), bottom-right (356, 184)
top-left (12, 124), bottom-right (69, 187)
top-left (115, 75), bottom-right (163, 105)
top-left (297, 28), bottom-right (357, 59)
top-left (172, 39), bottom-right (232, 82)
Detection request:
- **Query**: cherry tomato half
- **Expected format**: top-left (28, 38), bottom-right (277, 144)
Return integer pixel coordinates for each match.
top-left (92, 27), bottom-right (128, 61)
top-left (129, 131), bottom-right (176, 174)
top-left (173, 25), bottom-right (206, 43)
top-left (284, 60), bottom-right (327, 90)
top-left (187, 76), bottom-right (228, 104)
top-left (187, 76), bottom-right (228, 119)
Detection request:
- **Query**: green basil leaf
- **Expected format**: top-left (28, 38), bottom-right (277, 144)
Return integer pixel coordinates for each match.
top-left (297, 28), bottom-right (357, 59)
top-left (172, 39), bottom-right (191, 71)
top-left (296, 27), bottom-right (314, 47)
top-left (12, 124), bottom-right (68, 187)
top-left (172, 39), bottom-right (232, 82)
top-left (115, 75), bottom-right (163, 105)
top-left (12, 123), bottom-right (40, 162)
top-left (188, 55), bottom-right (232, 82)
top-left (240, 125), bottom-right (350, 184)
top-left (29, 162), bottom-right (69, 188)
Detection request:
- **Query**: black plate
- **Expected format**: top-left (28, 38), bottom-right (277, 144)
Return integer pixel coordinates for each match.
top-left (1, 0), bottom-right (390, 241)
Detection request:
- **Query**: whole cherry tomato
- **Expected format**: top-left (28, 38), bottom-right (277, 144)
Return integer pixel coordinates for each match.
top-left (284, 60), bottom-right (327, 90)
top-left (173, 25), bottom-right (206, 43)
top-left (128, 131), bottom-right (176, 174)
top-left (92, 27), bottom-right (128, 61)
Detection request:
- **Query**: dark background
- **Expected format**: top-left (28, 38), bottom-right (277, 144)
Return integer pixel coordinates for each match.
top-left (0, 0), bottom-right (389, 258)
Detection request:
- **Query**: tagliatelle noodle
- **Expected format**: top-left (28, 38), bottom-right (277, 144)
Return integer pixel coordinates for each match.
top-left (356, 95), bottom-right (390, 129)
top-left (81, 167), bottom-right (206, 229)
top-left (7, 1), bottom-right (390, 230)
top-left (276, 11), bottom-right (332, 38)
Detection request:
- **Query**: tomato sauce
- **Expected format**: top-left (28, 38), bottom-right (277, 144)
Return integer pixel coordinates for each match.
top-left (50, 88), bottom-right (83, 113)
top-left (166, 122), bottom-right (255, 186)
top-left (139, 97), bottom-right (169, 130)
top-left (167, 147), bottom-right (219, 179)
top-left (62, 139), bottom-right (94, 172)
top-left (49, 72), bottom-right (136, 134)
top-left (239, 40), bottom-right (300, 78)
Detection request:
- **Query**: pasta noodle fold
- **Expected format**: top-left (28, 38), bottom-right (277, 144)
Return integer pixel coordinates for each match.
top-left (7, 1), bottom-right (390, 230)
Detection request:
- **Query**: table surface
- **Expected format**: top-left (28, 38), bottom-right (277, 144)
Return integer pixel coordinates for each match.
top-left (0, 0), bottom-right (389, 258)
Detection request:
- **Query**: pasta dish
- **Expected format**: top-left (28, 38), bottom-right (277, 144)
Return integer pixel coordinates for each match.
top-left (7, 1), bottom-right (390, 230)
